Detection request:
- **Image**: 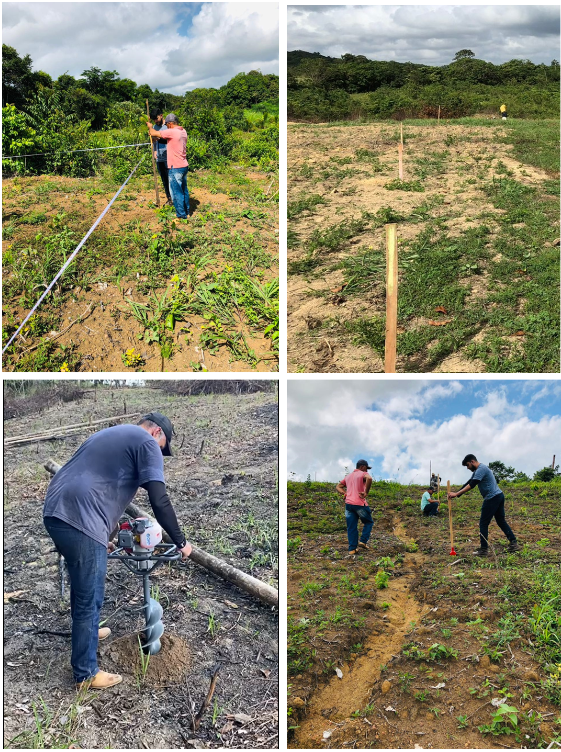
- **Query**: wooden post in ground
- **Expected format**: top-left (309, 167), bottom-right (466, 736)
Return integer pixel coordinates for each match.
top-left (438, 104), bottom-right (441, 123)
top-left (447, 480), bottom-right (457, 555)
top-left (398, 122), bottom-right (404, 179)
top-left (384, 223), bottom-right (398, 373)
top-left (146, 99), bottom-right (160, 207)
top-left (552, 454), bottom-right (556, 469)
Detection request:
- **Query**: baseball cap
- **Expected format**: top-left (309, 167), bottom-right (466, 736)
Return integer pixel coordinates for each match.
top-left (143, 412), bottom-right (173, 456)
top-left (164, 113), bottom-right (178, 124)
top-left (356, 459), bottom-right (372, 469)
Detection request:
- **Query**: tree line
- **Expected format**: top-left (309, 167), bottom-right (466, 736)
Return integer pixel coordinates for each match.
top-left (288, 49), bottom-right (560, 121)
top-left (2, 45), bottom-right (279, 175)
top-left (488, 460), bottom-right (560, 484)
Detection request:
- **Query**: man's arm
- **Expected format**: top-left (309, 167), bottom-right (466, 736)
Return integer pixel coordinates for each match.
top-left (449, 481), bottom-right (476, 499)
top-left (147, 122), bottom-right (171, 139)
top-left (141, 480), bottom-right (191, 558)
top-left (335, 482), bottom-right (346, 496)
top-left (364, 475), bottom-right (372, 496)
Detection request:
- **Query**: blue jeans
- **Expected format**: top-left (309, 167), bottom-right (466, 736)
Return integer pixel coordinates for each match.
top-left (156, 160), bottom-right (171, 200)
top-left (44, 516), bottom-right (107, 683)
top-left (345, 503), bottom-right (374, 550)
top-left (168, 166), bottom-right (190, 219)
top-left (479, 492), bottom-right (516, 549)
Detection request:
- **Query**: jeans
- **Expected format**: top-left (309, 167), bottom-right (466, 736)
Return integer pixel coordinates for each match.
top-left (168, 166), bottom-right (190, 219)
top-left (44, 516), bottom-right (107, 682)
top-left (423, 502), bottom-right (440, 517)
top-left (345, 503), bottom-right (374, 550)
top-left (479, 492), bottom-right (516, 549)
top-left (156, 160), bottom-right (171, 200)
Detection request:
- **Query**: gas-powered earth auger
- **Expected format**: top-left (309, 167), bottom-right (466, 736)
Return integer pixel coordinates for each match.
top-left (108, 516), bottom-right (180, 655)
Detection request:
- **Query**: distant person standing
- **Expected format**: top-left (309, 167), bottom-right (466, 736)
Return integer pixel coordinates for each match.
top-left (147, 114), bottom-right (189, 220)
top-left (500, 103), bottom-right (507, 120)
top-left (336, 460), bottom-right (373, 554)
top-left (150, 110), bottom-right (172, 204)
top-left (448, 454), bottom-right (519, 557)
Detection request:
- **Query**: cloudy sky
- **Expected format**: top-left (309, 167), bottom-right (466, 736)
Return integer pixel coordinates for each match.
top-left (288, 380), bottom-right (561, 485)
top-left (288, 5), bottom-right (560, 66)
top-left (3, 2), bottom-right (279, 95)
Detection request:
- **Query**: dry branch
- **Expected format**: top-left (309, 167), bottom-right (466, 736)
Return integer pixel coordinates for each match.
top-left (44, 459), bottom-right (279, 608)
top-left (6, 413), bottom-right (141, 446)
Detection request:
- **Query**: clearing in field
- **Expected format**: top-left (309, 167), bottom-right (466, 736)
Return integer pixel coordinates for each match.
top-left (3, 382), bottom-right (279, 749)
top-left (287, 119), bottom-right (560, 373)
top-left (2, 165), bottom-right (278, 372)
top-left (288, 480), bottom-right (561, 749)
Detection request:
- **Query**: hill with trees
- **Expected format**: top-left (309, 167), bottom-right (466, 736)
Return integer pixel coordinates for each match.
top-left (288, 49), bottom-right (560, 121)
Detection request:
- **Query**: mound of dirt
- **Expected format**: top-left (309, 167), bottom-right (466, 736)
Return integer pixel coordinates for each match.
top-left (103, 633), bottom-right (191, 687)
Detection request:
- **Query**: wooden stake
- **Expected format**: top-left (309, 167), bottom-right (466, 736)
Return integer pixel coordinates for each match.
top-left (552, 454), bottom-right (556, 469)
top-left (438, 104), bottom-right (441, 123)
top-left (447, 480), bottom-right (456, 555)
top-left (146, 99), bottom-right (160, 207)
top-left (398, 122), bottom-right (403, 179)
top-left (384, 223), bottom-right (398, 373)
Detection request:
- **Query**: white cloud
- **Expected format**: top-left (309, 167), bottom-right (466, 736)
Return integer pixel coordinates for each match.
top-left (3, 2), bottom-right (279, 95)
top-left (288, 5), bottom-right (560, 66)
top-left (288, 381), bottom-right (561, 485)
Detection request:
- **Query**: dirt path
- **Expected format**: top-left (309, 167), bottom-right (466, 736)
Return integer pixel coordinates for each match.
top-left (292, 516), bottom-right (428, 748)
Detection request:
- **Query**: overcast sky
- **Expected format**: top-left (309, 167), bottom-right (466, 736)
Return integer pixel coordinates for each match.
top-left (288, 380), bottom-right (561, 485)
top-left (288, 5), bottom-right (560, 66)
top-left (3, 2), bottom-right (279, 95)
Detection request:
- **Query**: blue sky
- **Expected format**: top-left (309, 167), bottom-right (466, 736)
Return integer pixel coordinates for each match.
top-left (3, 3), bottom-right (279, 95)
top-left (288, 5), bottom-right (560, 66)
top-left (288, 380), bottom-right (561, 484)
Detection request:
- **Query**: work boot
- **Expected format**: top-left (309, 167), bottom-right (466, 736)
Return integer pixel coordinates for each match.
top-left (358, 542), bottom-right (370, 551)
top-left (98, 627), bottom-right (111, 641)
top-left (348, 549), bottom-right (358, 556)
top-left (76, 670), bottom-right (122, 691)
top-left (508, 541), bottom-right (521, 553)
top-left (472, 547), bottom-right (489, 557)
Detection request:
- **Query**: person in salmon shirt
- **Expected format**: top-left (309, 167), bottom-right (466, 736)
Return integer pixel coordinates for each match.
top-left (146, 113), bottom-right (189, 220)
top-left (335, 459), bottom-right (373, 555)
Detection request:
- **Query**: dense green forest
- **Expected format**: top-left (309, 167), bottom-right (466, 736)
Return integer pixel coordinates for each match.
top-left (288, 49), bottom-right (560, 121)
top-left (2, 45), bottom-right (279, 176)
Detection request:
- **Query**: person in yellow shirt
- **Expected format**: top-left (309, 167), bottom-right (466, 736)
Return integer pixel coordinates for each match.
top-left (500, 104), bottom-right (507, 120)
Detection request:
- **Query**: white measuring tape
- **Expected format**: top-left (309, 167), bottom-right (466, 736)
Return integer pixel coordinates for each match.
top-left (2, 155), bottom-right (146, 356)
top-left (2, 142), bottom-right (150, 160)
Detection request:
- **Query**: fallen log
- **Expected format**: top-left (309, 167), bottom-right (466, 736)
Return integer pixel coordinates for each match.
top-left (44, 459), bottom-right (278, 608)
top-left (5, 413), bottom-right (141, 447)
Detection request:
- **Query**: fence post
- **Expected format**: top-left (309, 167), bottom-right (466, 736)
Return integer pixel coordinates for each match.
top-left (385, 223), bottom-right (398, 373)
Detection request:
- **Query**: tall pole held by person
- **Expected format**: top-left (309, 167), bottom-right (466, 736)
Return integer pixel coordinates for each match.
top-left (146, 99), bottom-right (160, 207)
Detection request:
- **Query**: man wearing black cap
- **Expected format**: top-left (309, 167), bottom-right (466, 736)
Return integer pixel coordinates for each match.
top-left (43, 412), bottom-right (191, 690)
top-left (335, 460), bottom-right (374, 554)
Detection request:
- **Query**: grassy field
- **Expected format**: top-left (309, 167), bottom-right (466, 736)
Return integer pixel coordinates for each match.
top-left (2, 161), bottom-right (279, 372)
top-left (4, 384), bottom-right (279, 749)
top-left (287, 479), bottom-right (561, 749)
top-left (287, 118), bottom-right (560, 373)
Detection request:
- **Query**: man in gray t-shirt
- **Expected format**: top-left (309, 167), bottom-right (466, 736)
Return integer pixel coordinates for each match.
top-left (44, 412), bottom-right (192, 689)
top-left (448, 454), bottom-right (519, 557)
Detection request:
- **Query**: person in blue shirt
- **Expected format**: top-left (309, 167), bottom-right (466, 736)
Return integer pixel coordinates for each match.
top-left (150, 109), bottom-right (172, 204)
top-left (421, 487), bottom-right (439, 516)
top-left (448, 454), bottom-right (519, 557)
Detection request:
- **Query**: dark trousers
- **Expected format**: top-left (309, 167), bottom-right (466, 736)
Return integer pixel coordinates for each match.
top-left (423, 502), bottom-right (440, 517)
top-left (156, 160), bottom-right (171, 200)
top-left (44, 516), bottom-right (107, 683)
top-left (345, 503), bottom-right (374, 550)
top-left (479, 492), bottom-right (516, 549)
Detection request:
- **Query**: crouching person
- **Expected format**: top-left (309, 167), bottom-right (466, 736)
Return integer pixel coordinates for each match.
top-left (421, 487), bottom-right (439, 516)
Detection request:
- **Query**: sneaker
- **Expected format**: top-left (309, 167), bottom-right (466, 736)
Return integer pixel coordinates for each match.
top-left (98, 627), bottom-right (111, 641)
top-left (348, 549), bottom-right (358, 555)
top-left (472, 547), bottom-right (489, 557)
top-left (358, 542), bottom-right (370, 550)
top-left (508, 541), bottom-right (521, 553)
top-left (76, 670), bottom-right (122, 691)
